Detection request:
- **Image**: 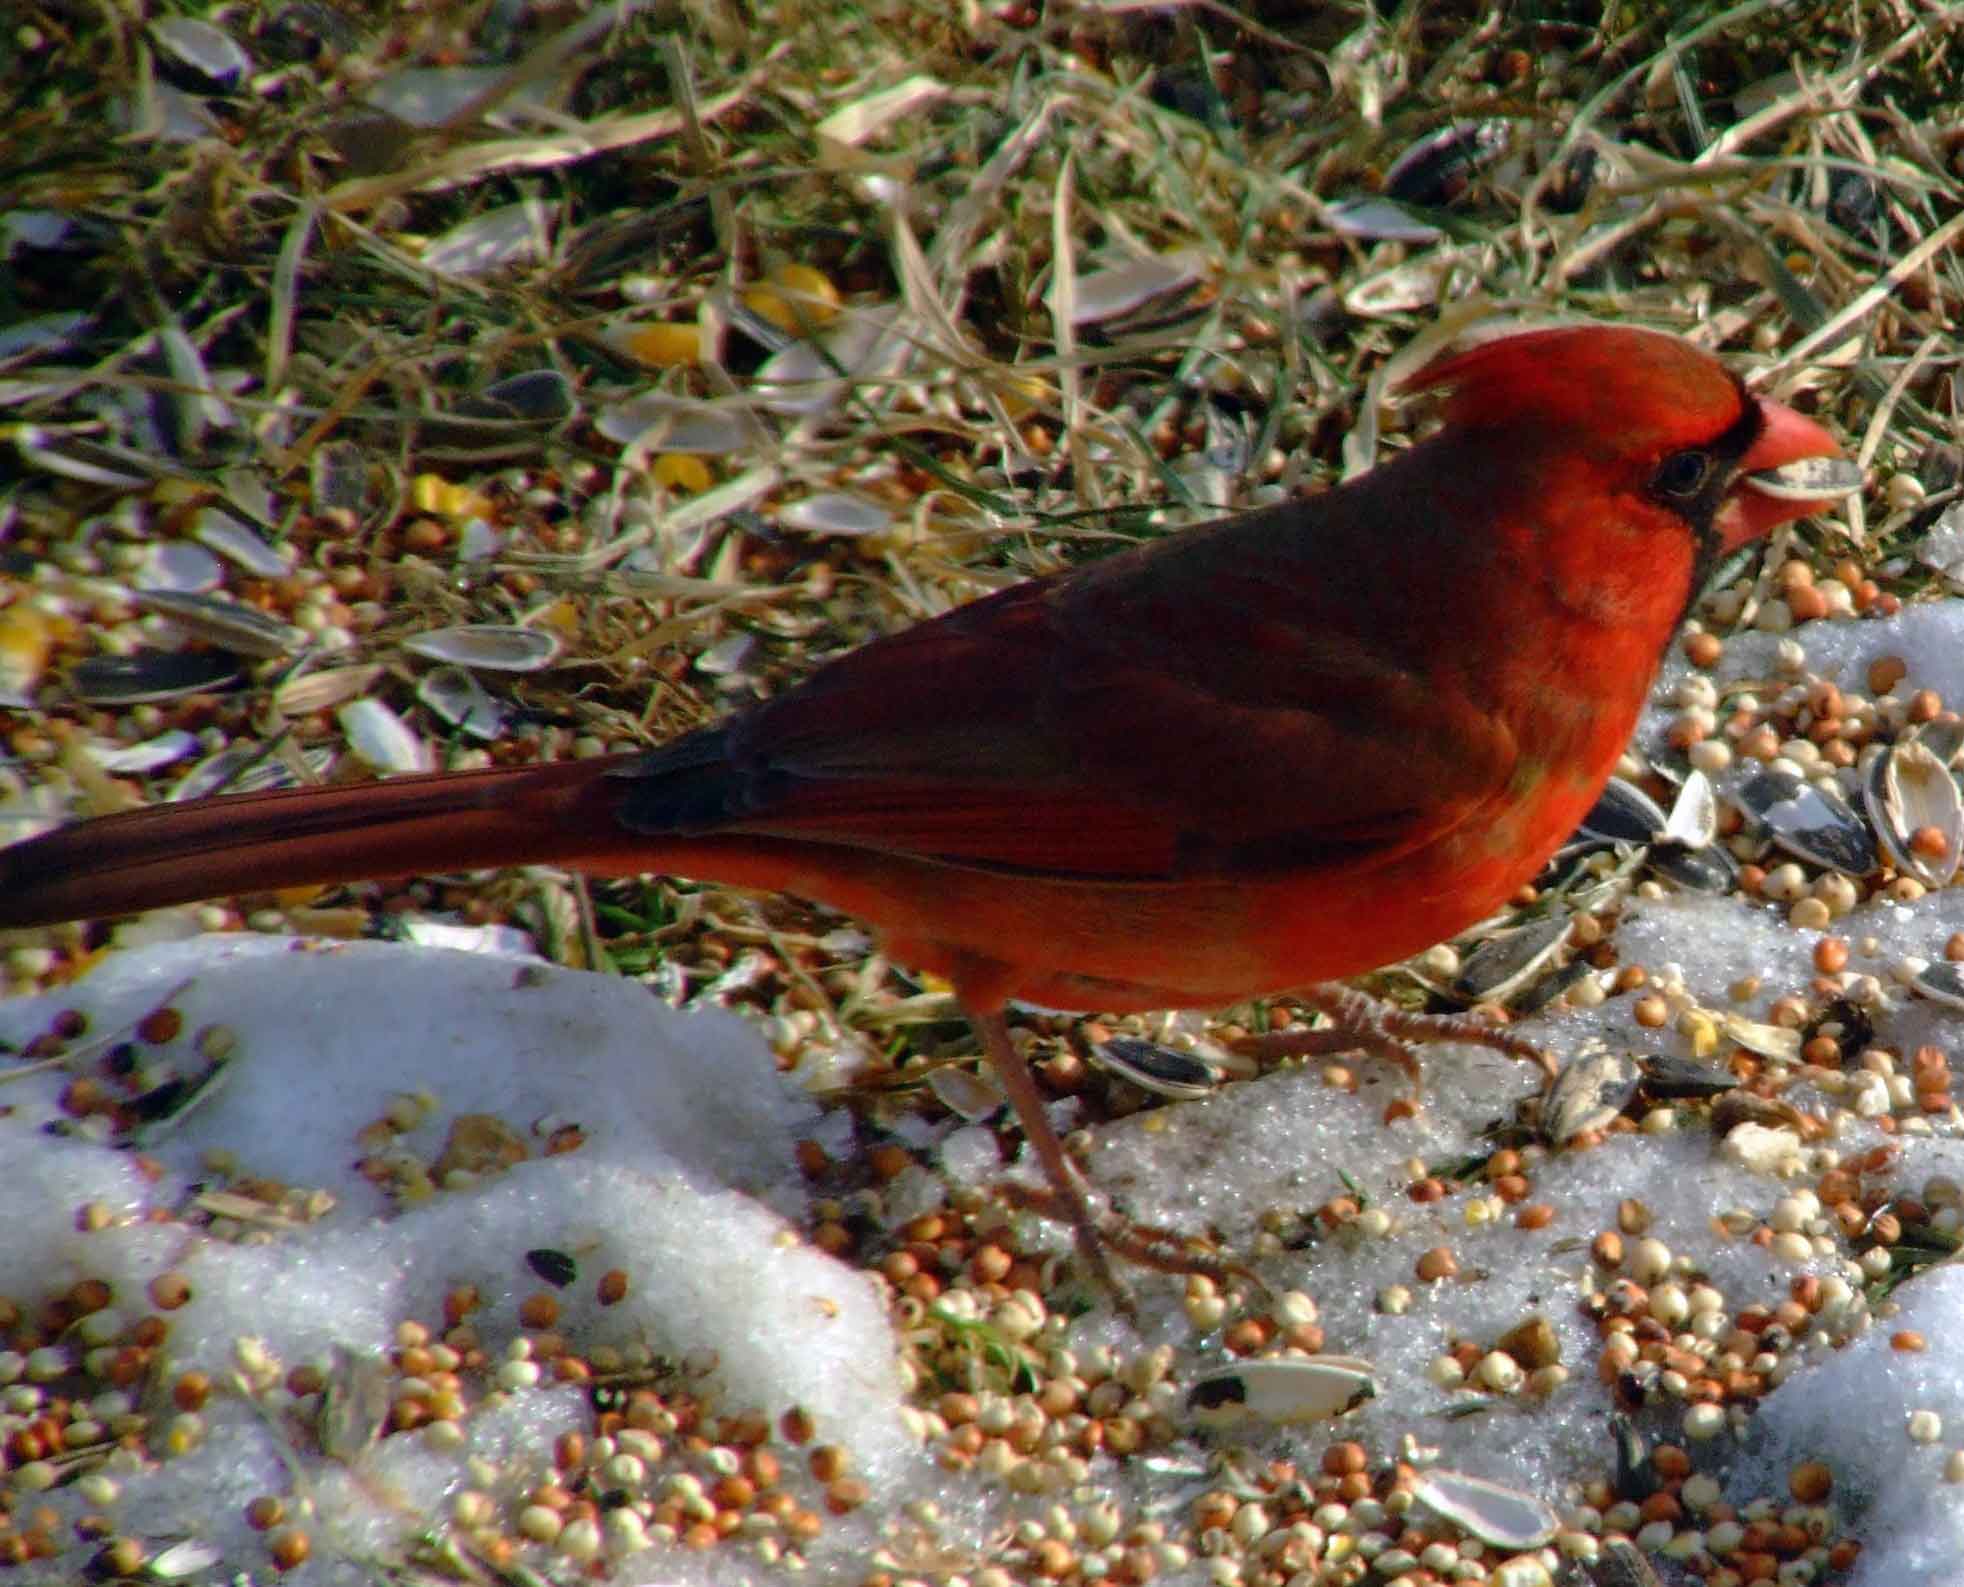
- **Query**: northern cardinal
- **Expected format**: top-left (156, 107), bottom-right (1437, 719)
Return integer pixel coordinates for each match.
top-left (0, 324), bottom-right (1851, 1296)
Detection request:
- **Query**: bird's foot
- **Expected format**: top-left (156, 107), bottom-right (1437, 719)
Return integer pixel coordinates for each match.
top-left (1233, 981), bottom-right (1554, 1098)
top-left (966, 993), bottom-right (1269, 1318)
top-left (998, 1180), bottom-right (1268, 1296)
top-left (997, 1168), bottom-right (1142, 1320)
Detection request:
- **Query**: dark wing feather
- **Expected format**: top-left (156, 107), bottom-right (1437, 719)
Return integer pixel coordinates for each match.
top-left (615, 482), bottom-right (1521, 881)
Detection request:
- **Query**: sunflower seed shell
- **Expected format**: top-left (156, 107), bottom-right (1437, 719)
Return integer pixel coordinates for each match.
top-left (1410, 1469), bottom-right (1558, 1550)
top-left (1089, 1038), bottom-right (1220, 1100)
top-left (1544, 1051), bottom-right (1641, 1143)
top-left (1187, 1357), bottom-right (1377, 1425)
top-left (1864, 740), bottom-right (1963, 888)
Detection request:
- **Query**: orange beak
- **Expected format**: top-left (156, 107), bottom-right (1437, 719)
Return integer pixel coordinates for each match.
top-left (1720, 395), bottom-right (1860, 550)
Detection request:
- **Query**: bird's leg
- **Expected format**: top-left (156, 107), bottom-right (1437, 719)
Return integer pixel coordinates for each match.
top-left (1234, 981), bottom-right (1556, 1095)
top-left (963, 1001), bottom-right (1135, 1313)
top-left (965, 1003), bottom-right (1263, 1310)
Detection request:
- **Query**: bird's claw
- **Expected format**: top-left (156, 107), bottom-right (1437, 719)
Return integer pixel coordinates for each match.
top-left (1232, 981), bottom-right (1555, 1103)
top-left (998, 1180), bottom-right (1268, 1300)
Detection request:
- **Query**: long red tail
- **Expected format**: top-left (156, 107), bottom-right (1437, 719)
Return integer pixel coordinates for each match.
top-left (0, 755), bottom-right (649, 929)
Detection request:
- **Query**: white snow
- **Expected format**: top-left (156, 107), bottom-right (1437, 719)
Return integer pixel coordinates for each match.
top-left (0, 937), bottom-right (911, 1584)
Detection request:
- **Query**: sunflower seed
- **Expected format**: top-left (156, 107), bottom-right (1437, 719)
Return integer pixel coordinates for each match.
top-left (193, 504), bottom-right (293, 576)
top-left (154, 322), bottom-right (233, 455)
top-left (422, 200), bottom-right (551, 280)
top-left (1383, 120), bottom-right (1508, 207)
top-left (173, 744), bottom-right (333, 800)
top-left (1585, 1537), bottom-right (1667, 1587)
top-left (1915, 505), bottom-right (1964, 584)
top-left (1410, 1469), bottom-right (1558, 1550)
top-left (694, 632), bottom-right (756, 679)
top-left (593, 394), bottom-right (754, 452)
top-left (14, 426), bottom-right (168, 488)
top-left (1516, 958), bottom-right (1595, 1016)
top-left (147, 1539), bottom-right (225, 1578)
top-left (1610, 1415), bottom-right (1655, 1500)
top-left (1577, 778), bottom-right (1669, 847)
top-left (339, 698), bottom-right (429, 773)
top-left (134, 590), bottom-right (306, 658)
top-left (925, 1064), bottom-right (1002, 1121)
top-left (1089, 1038), bottom-right (1220, 1100)
top-left (456, 518), bottom-right (505, 560)
top-left (526, 1248), bottom-right (578, 1287)
top-left (1187, 1356), bottom-right (1376, 1425)
top-left (1637, 1055), bottom-right (1739, 1100)
top-left (1744, 455), bottom-right (1864, 501)
top-left (70, 650), bottom-right (242, 705)
top-left (311, 442), bottom-right (368, 514)
top-left (1660, 769), bottom-right (1718, 848)
top-left (316, 1347), bottom-right (393, 1461)
top-left (1649, 840), bottom-right (1739, 892)
top-left (1865, 739), bottom-right (1963, 888)
top-left (92, 730), bottom-right (200, 774)
top-left (126, 81), bottom-right (219, 144)
top-left (1544, 1051), bottom-right (1640, 1143)
top-left (403, 624), bottom-right (560, 673)
top-left (778, 492), bottom-right (892, 537)
top-left (364, 65), bottom-right (533, 127)
top-left (1344, 259), bottom-right (1449, 317)
top-left (417, 664), bottom-right (510, 740)
top-left (274, 665), bottom-right (386, 716)
top-left (1068, 250), bottom-right (1207, 326)
top-left (130, 1054), bottom-right (232, 1145)
top-left (1720, 1012), bottom-right (1802, 1063)
top-left (1917, 716), bottom-right (1964, 768)
top-left (1732, 769), bottom-right (1877, 875)
top-left (0, 310), bottom-right (91, 366)
top-left (481, 369), bottom-right (575, 420)
top-left (1453, 913), bottom-right (1570, 1004)
top-left (754, 304), bottom-right (909, 418)
top-left (1914, 961), bottom-right (1964, 1012)
top-left (1802, 997), bottom-right (1872, 1062)
top-left (1543, 144), bottom-right (1598, 213)
top-left (397, 920), bottom-right (538, 958)
top-left (1323, 195), bottom-right (1442, 243)
top-left (135, 540), bottom-right (224, 595)
top-left (1826, 169), bottom-right (1883, 241)
top-left (426, 371), bottom-right (577, 458)
top-left (151, 16), bottom-right (252, 85)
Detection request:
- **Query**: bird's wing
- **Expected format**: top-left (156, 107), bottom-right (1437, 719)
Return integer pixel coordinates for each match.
top-left (616, 510), bottom-right (1521, 881)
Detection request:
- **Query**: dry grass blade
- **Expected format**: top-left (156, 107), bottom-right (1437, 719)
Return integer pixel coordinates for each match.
top-left (890, 209), bottom-right (976, 374)
top-left (815, 74), bottom-right (950, 153)
top-left (660, 33), bottom-right (738, 279)
top-left (264, 203), bottom-right (319, 396)
top-left (1047, 152), bottom-right (1086, 503)
top-left (326, 79), bottom-right (770, 211)
top-left (1774, 209), bottom-right (1964, 371)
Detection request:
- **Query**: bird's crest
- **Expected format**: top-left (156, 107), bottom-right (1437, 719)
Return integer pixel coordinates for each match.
top-left (1403, 324), bottom-right (1748, 454)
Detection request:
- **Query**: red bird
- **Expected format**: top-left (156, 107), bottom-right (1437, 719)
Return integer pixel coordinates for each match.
top-left (0, 324), bottom-right (1849, 1294)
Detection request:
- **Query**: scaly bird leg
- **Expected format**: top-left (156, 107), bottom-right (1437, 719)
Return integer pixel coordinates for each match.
top-left (966, 1004), bottom-right (1264, 1310)
top-left (1234, 981), bottom-right (1556, 1094)
top-left (964, 1002), bottom-right (1133, 1313)
top-left (995, 1182), bottom-right (1268, 1296)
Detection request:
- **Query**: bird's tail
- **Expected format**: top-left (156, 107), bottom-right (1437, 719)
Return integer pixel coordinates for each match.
top-left (0, 754), bottom-right (650, 930)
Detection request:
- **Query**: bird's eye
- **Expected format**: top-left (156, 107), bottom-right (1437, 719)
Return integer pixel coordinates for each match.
top-left (1651, 449), bottom-right (1713, 500)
